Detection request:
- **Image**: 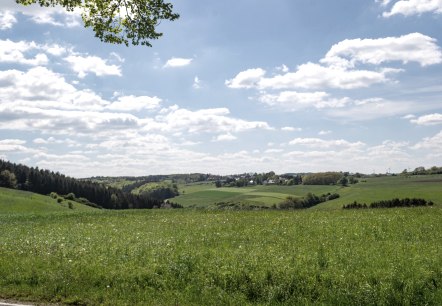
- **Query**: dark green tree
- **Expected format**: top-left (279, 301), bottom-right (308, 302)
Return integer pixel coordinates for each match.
top-left (0, 170), bottom-right (17, 189)
top-left (16, 0), bottom-right (179, 46)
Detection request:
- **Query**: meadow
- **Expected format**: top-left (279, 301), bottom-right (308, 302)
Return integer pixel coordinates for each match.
top-left (0, 208), bottom-right (441, 304)
top-left (0, 176), bottom-right (441, 305)
top-left (175, 183), bottom-right (341, 208)
top-left (174, 175), bottom-right (442, 209)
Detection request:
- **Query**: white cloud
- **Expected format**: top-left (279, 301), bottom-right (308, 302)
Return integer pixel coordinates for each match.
top-left (151, 107), bottom-right (272, 134)
top-left (376, 0), bottom-right (392, 6)
top-left (281, 126), bottom-right (302, 132)
top-left (212, 133), bottom-right (237, 142)
top-left (225, 68), bottom-right (266, 89)
top-left (0, 66), bottom-right (108, 111)
top-left (382, 0), bottom-right (442, 17)
top-left (0, 2), bottom-right (81, 28)
top-left (0, 39), bottom-right (48, 66)
top-left (410, 113), bottom-right (442, 125)
top-left (42, 44), bottom-right (69, 56)
top-left (322, 33), bottom-right (442, 67)
top-left (227, 33), bottom-right (441, 91)
top-left (0, 139), bottom-right (38, 154)
top-left (289, 137), bottom-right (365, 149)
top-left (0, 11), bottom-right (16, 30)
top-left (107, 95), bottom-right (162, 112)
top-left (65, 55), bottom-right (122, 78)
top-left (319, 130), bottom-right (332, 135)
top-left (326, 98), bottom-right (432, 121)
top-left (163, 57), bottom-right (193, 68)
top-left (259, 91), bottom-right (350, 110)
top-left (193, 76), bottom-right (202, 89)
top-left (413, 130), bottom-right (442, 149)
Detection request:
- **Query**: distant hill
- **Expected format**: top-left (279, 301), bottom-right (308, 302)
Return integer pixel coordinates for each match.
top-left (0, 187), bottom-right (96, 214)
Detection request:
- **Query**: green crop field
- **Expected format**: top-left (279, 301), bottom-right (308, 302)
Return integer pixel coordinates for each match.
top-left (0, 207), bottom-right (441, 305)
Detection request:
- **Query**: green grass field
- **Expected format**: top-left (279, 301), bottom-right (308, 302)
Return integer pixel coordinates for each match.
top-left (0, 187), bottom-right (96, 214)
top-left (0, 175), bottom-right (441, 305)
top-left (174, 175), bottom-right (442, 209)
top-left (174, 184), bottom-right (341, 208)
top-left (0, 208), bottom-right (441, 305)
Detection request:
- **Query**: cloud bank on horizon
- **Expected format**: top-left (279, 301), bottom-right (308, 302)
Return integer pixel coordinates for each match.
top-left (0, 0), bottom-right (441, 177)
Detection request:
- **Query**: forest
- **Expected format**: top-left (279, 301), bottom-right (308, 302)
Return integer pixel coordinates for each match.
top-left (0, 159), bottom-right (162, 209)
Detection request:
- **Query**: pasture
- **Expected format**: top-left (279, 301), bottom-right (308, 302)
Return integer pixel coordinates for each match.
top-left (0, 187), bottom-right (95, 215)
top-left (174, 175), bottom-right (442, 209)
top-left (0, 207), bottom-right (441, 305)
top-left (174, 183), bottom-right (341, 208)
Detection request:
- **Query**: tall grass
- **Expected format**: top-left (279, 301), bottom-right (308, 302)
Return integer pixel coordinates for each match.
top-left (0, 208), bottom-right (441, 305)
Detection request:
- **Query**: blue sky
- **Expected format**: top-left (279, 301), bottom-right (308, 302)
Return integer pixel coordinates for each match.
top-left (0, 0), bottom-right (441, 177)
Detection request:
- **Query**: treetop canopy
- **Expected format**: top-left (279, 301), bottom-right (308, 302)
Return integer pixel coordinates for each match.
top-left (16, 0), bottom-right (180, 47)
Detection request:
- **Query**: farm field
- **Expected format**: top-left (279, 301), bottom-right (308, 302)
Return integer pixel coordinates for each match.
top-left (316, 175), bottom-right (442, 209)
top-left (174, 183), bottom-right (341, 208)
top-left (0, 207), bottom-right (441, 305)
top-left (174, 175), bottom-right (442, 209)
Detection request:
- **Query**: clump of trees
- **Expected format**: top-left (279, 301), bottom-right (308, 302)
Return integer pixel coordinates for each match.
top-left (278, 192), bottom-right (340, 209)
top-left (402, 166), bottom-right (442, 176)
top-left (343, 198), bottom-right (434, 209)
top-left (0, 170), bottom-right (17, 189)
top-left (303, 172), bottom-right (343, 185)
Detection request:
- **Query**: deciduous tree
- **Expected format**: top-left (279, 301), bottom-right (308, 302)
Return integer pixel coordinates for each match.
top-left (16, 0), bottom-right (179, 46)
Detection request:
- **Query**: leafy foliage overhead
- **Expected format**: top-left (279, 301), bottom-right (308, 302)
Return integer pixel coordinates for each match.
top-left (16, 0), bottom-right (180, 46)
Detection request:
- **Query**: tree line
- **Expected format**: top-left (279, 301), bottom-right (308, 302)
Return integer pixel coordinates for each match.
top-left (0, 159), bottom-right (162, 209)
top-left (343, 198), bottom-right (434, 209)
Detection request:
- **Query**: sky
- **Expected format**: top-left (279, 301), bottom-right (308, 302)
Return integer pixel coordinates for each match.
top-left (0, 0), bottom-right (441, 177)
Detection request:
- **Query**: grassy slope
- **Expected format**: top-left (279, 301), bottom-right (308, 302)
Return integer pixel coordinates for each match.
top-left (316, 175), bottom-right (442, 209)
top-left (0, 208), bottom-right (440, 305)
top-left (0, 187), bottom-right (96, 214)
top-left (174, 184), bottom-right (341, 208)
top-left (174, 175), bottom-right (442, 209)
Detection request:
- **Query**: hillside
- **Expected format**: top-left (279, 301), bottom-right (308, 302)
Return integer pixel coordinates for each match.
top-left (0, 187), bottom-right (96, 214)
top-left (172, 175), bottom-right (442, 209)
top-left (315, 174), bottom-right (442, 209)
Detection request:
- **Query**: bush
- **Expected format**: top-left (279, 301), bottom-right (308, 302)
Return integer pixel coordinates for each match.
top-left (64, 193), bottom-right (76, 200)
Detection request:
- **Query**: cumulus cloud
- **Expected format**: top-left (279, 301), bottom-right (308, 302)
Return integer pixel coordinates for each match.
top-left (0, 66), bottom-right (108, 111)
top-left (410, 113), bottom-right (442, 125)
top-left (227, 33), bottom-right (441, 90)
top-left (325, 98), bottom-right (433, 121)
top-left (0, 11), bottom-right (16, 30)
top-left (65, 55), bottom-right (122, 78)
top-left (259, 91), bottom-right (350, 110)
top-left (212, 133), bottom-right (237, 142)
top-left (0, 2), bottom-right (81, 28)
top-left (107, 95), bottom-right (162, 112)
top-left (163, 57), bottom-right (193, 68)
top-left (225, 68), bottom-right (266, 89)
top-left (289, 137), bottom-right (365, 149)
top-left (151, 107), bottom-right (272, 134)
top-left (382, 0), bottom-right (442, 17)
top-left (281, 126), bottom-right (302, 132)
top-left (0, 39), bottom-right (48, 66)
top-left (319, 130), bottom-right (332, 135)
top-left (321, 33), bottom-right (442, 67)
top-left (413, 130), bottom-right (442, 149)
